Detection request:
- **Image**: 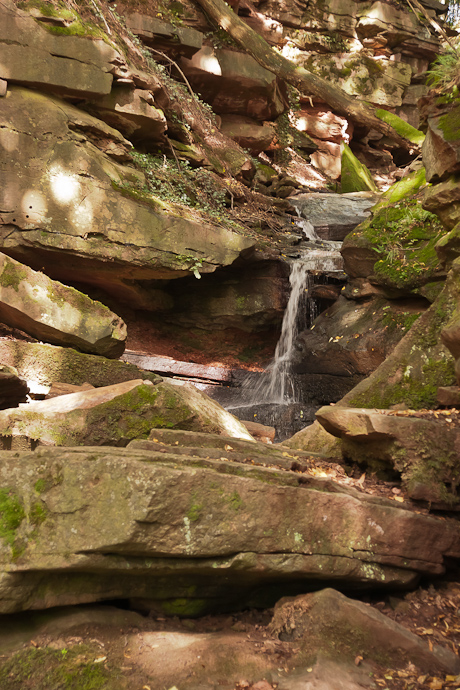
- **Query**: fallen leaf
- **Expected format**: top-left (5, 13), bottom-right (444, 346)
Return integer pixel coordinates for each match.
top-left (225, 444), bottom-right (233, 451)
top-left (94, 656), bottom-right (107, 663)
top-left (356, 473), bottom-right (366, 487)
top-left (429, 678), bottom-right (443, 690)
top-left (354, 655), bottom-right (363, 666)
top-left (394, 496), bottom-right (404, 502)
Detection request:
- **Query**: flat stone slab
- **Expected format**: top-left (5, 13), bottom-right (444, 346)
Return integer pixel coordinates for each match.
top-left (0, 0), bottom-right (116, 98)
top-left (0, 339), bottom-right (162, 391)
top-left (1, 445), bottom-right (460, 614)
top-left (0, 252), bottom-right (126, 358)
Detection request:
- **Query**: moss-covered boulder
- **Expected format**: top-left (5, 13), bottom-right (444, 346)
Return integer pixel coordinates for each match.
top-left (342, 197), bottom-right (445, 297)
top-left (0, 379), bottom-right (254, 448)
top-left (1, 445), bottom-right (460, 613)
top-left (0, 253), bottom-right (126, 358)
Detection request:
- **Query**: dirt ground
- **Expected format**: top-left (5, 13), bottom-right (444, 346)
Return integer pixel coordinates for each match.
top-left (1, 576), bottom-right (460, 690)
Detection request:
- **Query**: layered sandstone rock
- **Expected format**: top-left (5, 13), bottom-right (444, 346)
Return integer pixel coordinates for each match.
top-left (0, 253), bottom-right (126, 358)
top-left (1, 443), bottom-right (460, 614)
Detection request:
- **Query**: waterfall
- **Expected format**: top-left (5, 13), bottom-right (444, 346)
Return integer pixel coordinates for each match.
top-left (250, 261), bottom-right (310, 405)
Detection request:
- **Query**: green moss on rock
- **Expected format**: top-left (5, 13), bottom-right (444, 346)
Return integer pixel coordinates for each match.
top-left (0, 488), bottom-right (25, 549)
top-left (341, 143), bottom-right (377, 193)
top-left (375, 109), bottom-right (425, 146)
top-left (0, 645), bottom-right (123, 690)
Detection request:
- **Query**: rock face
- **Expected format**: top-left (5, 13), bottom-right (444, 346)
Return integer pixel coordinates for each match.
top-left (0, 253), bottom-right (126, 358)
top-left (0, 0), bottom-right (116, 98)
top-left (1, 444), bottom-right (460, 614)
top-left (0, 86), bottom-right (255, 309)
top-left (271, 589), bottom-right (460, 674)
top-left (315, 405), bottom-right (460, 505)
top-left (0, 379), bottom-right (254, 448)
top-left (180, 46), bottom-right (288, 120)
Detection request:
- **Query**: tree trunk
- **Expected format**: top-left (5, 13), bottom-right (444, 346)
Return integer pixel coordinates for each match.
top-left (194, 0), bottom-right (415, 149)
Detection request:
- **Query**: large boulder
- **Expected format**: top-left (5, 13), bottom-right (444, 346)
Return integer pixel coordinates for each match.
top-left (341, 195), bottom-right (445, 298)
top-left (292, 295), bottom-right (425, 378)
top-left (0, 379), bottom-right (254, 448)
top-left (180, 46), bottom-right (288, 120)
top-left (0, 253), bottom-right (126, 358)
top-left (1, 444), bottom-right (460, 614)
top-left (315, 405), bottom-right (460, 505)
top-left (271, 588), bottom-right (460, 674)
top-left (0, 0), bottom-right (117, 98)
top-left (0, 86), bottom-right (255, 307)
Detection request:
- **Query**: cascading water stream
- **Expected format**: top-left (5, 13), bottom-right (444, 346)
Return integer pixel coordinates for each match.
top-left (249, 261), bottom-right (310, 405)
top-left (223, 211), bottom-right (345, 439)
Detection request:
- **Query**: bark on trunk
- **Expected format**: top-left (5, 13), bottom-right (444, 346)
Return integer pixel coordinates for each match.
top-left (194, 0), bottom-right (415, 149)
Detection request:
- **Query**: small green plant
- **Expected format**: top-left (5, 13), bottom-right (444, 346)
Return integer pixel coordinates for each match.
top-left (176, 254), bottom-right (203, 279)
top-left (426, 45), bottom-right (460, 96)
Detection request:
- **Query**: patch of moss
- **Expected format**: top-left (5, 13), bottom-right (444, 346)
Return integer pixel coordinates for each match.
top-left (350, 357), bottom-right (455, 410)
top-left (375, 109), bottom-right (425, 146)
top-left (0, 260), bottom-right (28, 292)
top-left (30, 501), bottom-right (48, 527)
top-left (340, 143), bottom-right (377, 193)
top-left (160, 597), bottom-right (209, 617)
top-left (380, 311), bottom-right (420, 333)
top-left (0, 488), bottom-right (25, 549)
top-left (187, 493), bottom-right (203, 522)
top-left (377, 168), bottom-right (426, 206)
top-left (437, 105), bottom-right (460, 142)
top-left (0, 645), bottom-right (123, 690)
